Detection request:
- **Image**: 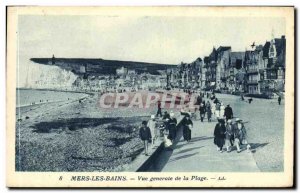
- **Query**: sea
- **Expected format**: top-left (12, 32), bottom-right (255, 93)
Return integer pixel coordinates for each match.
top-left (16, 88), bottom-right (89, 108)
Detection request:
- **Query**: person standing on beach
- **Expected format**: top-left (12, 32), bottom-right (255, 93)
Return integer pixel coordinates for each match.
top-left (139, 121), bottom-right (152, 156)
top-left (214, 119), bottom-right (226, 152)
top-left (156, 101), bottom-right (162, 117)
top-left (147, 115), bottom-right (157, 148)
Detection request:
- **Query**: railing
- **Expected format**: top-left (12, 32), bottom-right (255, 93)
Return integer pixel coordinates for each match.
top-left (247, 80), bottom-right (258, 84)
top-left (247, 69), bottom-right (259, 74)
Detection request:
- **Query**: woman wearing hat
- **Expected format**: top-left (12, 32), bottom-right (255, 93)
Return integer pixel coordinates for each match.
top-left (167, 112), bottom-right (177, 142)
top-left (199, 103), bottom-right (206, 122)
top-left (147, 115), bottom-right (157, 148)
top-left (206, 101), bottom-right (212, 122)
top-left (225, 119), bottom-right (234, 152)
top-left (215, 102), bottom-right (221, 119)
top-left (220, 103), bottom-right (225, 119)
top-left (214, 119), bottom-right (226, 152)
top-left (233, 118), bottom-right (251, 153)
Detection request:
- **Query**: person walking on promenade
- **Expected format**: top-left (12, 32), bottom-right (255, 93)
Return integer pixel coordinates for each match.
top-left (220, 103), bottom-right (225, 119)
top-left (167, 112), bottom-right (177, 142)
top-left (213, 97), bottom-right (219, 104)
top-left (248, 98), bottom-right (253, 104)
top-left (224, 104), bottom-right (233, 121)
top-left (147, 115), bottom-right (157, 148)
top-left (278, 96), bottom-right (282, 105)
top-left (199, 103), bottom-right (206, 122)
top-left (225, 119), bottom-right (234, 152)
top-left (182, 114), bottom-right (193, 142)
top-left (233, 118), bottom-right (251, 153)
top-left (156, 101), bottom-right (162, 117)
top-left (206, 101), bottom-right (212, 122)
top-left (211, 93), bottom-right (215, 100)
top-left (215, 102), bottom-right (221, 119)
top-left (211, 100), bottom-right (216, 118)
top-left (163, 111), bottom-right (170, 120)
top-left (214, 119), bottom-right (226, 152)
top-left (139, 121), bottom-right (152, 156)
top-left (241, 94), bottom-right (245, 101)
top-left (197, 94), bottom-right (202, 106)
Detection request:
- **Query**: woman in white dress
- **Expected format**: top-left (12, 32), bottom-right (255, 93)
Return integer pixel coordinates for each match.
top-left (147, 115), bottom-right (156, 148)
top-left (220, 103), bottom-right (225, 119)
top-left (211, 102), bottom-right (216, 118)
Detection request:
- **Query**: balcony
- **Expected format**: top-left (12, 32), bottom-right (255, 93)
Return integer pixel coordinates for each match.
top-left (246, 69), bottom-right (259, 74)
top-left (247, 80), bottom-right (259, 85)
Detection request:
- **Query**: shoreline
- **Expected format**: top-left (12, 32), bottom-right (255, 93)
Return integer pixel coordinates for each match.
top-left (17, 87), bottom-right (96, 95)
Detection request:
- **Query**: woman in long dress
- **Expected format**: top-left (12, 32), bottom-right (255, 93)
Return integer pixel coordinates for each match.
top-left (182, 114), bottom-right (193, 142)
top-left (199, 103), bottom-right (206, 122)
top-left (214, 119), bottom-right (226, 152)
top-left (211, 102), bottom-right (216, 119)
top-left (167, 112), bottom-right (177, 142)
top-left (220, 103), bottom-right (225, 119)
top-left (206, 102), bottom-right (212, 122)
top-left (147, 115), bottom-right (156, 148)
top-left (233, 118), bottom-right (251, 153)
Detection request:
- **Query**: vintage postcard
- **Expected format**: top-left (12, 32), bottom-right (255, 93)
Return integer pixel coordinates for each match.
top-left (6, 6), bottom-right (294, 188)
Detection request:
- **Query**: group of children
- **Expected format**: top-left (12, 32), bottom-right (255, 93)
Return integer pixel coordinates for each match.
top-left (214, 117), bottom-right (251, 153)
top-left (139, 111), bottom-right (177, 156)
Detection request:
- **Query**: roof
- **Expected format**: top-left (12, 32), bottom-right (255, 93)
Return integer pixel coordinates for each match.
top-left (255, 45), bottom-right (263, 52)
top-left (263, 41), bottom-right (271, 58)
top-left (262, 36), bottom-right (286, 58)
top-left (204, 56), bottom-right (210, 64)
top-left (274, 37), bottom-right (286, 58)
top-left (209, 48), bottom-right (218, 61)
top-left (217, 46), bottom-right (231, 52)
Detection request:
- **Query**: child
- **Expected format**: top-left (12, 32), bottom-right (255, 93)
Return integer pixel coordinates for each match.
top-left (233, 118), bottom-right (251, 153)
top-left (139, 121), bottom-right (152, 156)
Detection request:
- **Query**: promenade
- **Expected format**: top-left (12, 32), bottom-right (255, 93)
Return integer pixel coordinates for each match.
top-left (150, 118), bottom-right (260, 172)
top-left (148, 93), bottom-right (283, 172)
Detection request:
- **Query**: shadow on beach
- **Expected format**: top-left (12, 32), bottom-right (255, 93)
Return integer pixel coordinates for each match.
top-left (30, 117), bottom-right (150, 133)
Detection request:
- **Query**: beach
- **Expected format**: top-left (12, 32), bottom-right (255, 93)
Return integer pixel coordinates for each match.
top-left (15, 89), bottom-right (158, 171)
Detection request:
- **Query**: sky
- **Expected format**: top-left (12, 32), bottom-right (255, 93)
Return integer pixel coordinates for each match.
top-left (18, 15), bottom-right (286, 65)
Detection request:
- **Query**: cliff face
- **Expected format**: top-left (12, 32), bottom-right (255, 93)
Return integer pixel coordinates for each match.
top-left (30, 58), bottom-right (176, 76)
top-left (17, 59), bottom-right (78, 89)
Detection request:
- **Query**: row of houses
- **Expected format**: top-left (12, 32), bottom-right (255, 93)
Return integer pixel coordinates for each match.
top-left (72, 67), bottom-right (168, 92)
top-left (168, 35), bottom-right (286, 96)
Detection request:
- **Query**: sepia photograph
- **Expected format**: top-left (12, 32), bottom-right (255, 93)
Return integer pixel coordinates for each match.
top-left (6, 6), bottom-right (294, 188)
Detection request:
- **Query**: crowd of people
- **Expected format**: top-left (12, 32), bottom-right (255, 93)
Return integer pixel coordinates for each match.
top-left (139, 90), bottom-right (252, 156)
